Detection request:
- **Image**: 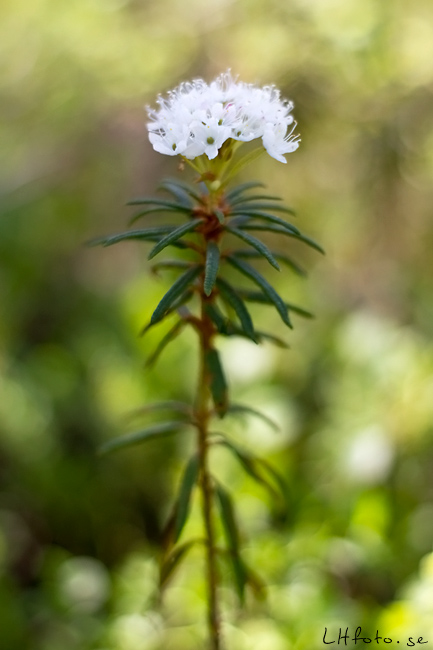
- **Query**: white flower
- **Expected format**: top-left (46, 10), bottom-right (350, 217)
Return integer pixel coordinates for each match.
top-left (146, 71), bottom-right (300, 163)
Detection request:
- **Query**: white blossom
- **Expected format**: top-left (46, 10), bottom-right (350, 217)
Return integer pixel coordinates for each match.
top-left (146, 71), bottom-right (300, 163)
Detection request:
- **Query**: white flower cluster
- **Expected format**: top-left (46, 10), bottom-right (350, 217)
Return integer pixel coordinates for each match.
top-left (147, 71), bottom-right (300, 164)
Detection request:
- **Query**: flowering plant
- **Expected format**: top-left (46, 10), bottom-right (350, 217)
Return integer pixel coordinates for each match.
top-left (93, 72), bottom-right (322, 650)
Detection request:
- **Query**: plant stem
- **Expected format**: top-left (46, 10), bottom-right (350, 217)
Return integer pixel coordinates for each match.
top-left (195, 299), bottom-right (221, 650)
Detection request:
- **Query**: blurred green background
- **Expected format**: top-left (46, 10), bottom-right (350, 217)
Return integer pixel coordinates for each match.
top-left (1, 0), bottom-right (433, 648)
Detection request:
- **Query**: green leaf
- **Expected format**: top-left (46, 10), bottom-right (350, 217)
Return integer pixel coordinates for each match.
top-left (232, 249), bottom-right (307, 276)
top-left (226, 403), bottom-right (279, 432)
top-left (127, 401), bottom-right (192, 421)
top-left (237, 290), bottom-right (314, 319)
top-left (88, 226), bottom-right (176, 247)
top-left (240, 224), bottom-right (325, 254)
top-left (255, 457), bottom-right (289, 506)
top-left (145, 320), bottom-right (186, 367)
top-left (227, 256), bottom-right (292, 328)
top-left (158, 180), bottom-right (193, 207)
top-left (150, 266), bottom-right (201, 325)
top-left (99, 421), bottom-right (185, 455)
top-left (214, 209), bottom-right (225, 224)
top-left (204, 241), bottom-right (220, 296)
top-left (127, 197), bottom-right (192, 209)
top-left (243, 564), bottom-right (267, 601)
top-left (221, 323), bottom-right (289, 348)
top-left (231, 202), bottom-right (295, 216)
top-left (255, 331), bottom-right (289, 347)
top-left (230, 210), bottom-right (300, 235)
top-left (217, 439), bottom-right (280, 500)
top-left (205, 348), bottom-right (228, 416)
top-left (204, 302), bottom-right (228, 333)
top-left (229, 193), bottom-right (283, 206)
top-left (158, 178), bottom-right (205, 204)
top-left (174, 455), bottom-right (200, 542)
top-left (148, 219), bottom-right (204, 260)
top-left (215, 483), bottom-right (246, 603)
top-left (151, 260), bottom-right (194, 274)
top-left (128, 205), bottom-right (192, 225)
top-left (225, 226), bottom-right (280, 270)
top-left (216, 278), bottom-right (257, 342)
top-left (141, 289), bottom-right (193, 336)
top-left (225, 182), bottom-right (265, 202)
top-left (160, 540), bottom-right (199, 588)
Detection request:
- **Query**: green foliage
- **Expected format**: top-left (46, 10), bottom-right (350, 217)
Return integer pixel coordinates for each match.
top-left (99, 421), bottom-right (187, 455)
top-left (225, 403), bottom-right (280, 432)
top-left (240, 222), bottom-right (325, 253)
top-left (204, 241), bottom-right (220, 296)
top-left (205, 348), bottom-right (228, 416)
top-left (216, 278), bottom-right (257, 342)
top-left (233, 249), bottom-right (307, 276)
top-left (216, 437), bottom-right (281, 501)
top-left (229, 209), bottom-right (300, 235)
top-left (145, 319), bottom-right (186, 367)
top-left (148, 219), bottom-right (204, 259)
top-left (174, 455), bottom-right (200, 542)
top-left (215, 482), bottom-right (247, 603)
top-left (88, 225), bottom-right (177, 247)
top-left (226, 255), bottom-right (293, 328)
top-left (224, 225), bottom-right (281, 270)
top-left (150, 265), bottom-right (201, 325)
top-left (160, 539), bottom-right (199, 589)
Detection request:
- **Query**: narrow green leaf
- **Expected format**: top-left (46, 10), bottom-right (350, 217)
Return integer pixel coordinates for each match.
top-left (285, 303), bottom-right (314, 318)
top-left (244, 564), bottom-right (267, 601)
top-left (88, 226), bottom-right (176, 248)
top-left (148, 219), bottom-right (204, 260)
top-left (151, 260), bottom-right (194, 274)
top-left (99, 421), bottom-right (185, 455)
top-left (225, 182), bottom-right (265, 201)
top-left (230, 210), bottom-right (300, 235)
top-left (216, 278), bottom-right (257, 342)
top-left (226, 403), bottom-right (279, 432)
top-left (227, 256), bottom-right (292, 328)
top-left (158, 180), bottom-right (193, 207)
top-left (160, 540), bottom-right (199, 588)
top-left (145, 320), bottom-right (186, 367)
top-left (218, 439), bottom-right (279, 500)
top-left (205, 348), bottom-right (228, 416)
top-left (229, 193), bottom-right (283, 206)
top-left (158, 178), bottom-right (206, 204)
top-left (240, 224), bottom-right (325, 254)
top-left (141, 289), bottom-right (193, 336)
top-left (204, 302), bottom-right (228, 333)
top-left (174, 455), bottom-right (200, 542)
top-left (127, 401), bottom-right (192, 421)
top-left (232, 249), bottom-right (307, 276)
top-left (231, 202), bottom-right (295, 215)
top-left (225, 226), bottom-right (280, 270)
top-left (221, 322), bottom-right (289, 348)
top-left (128, 206), bottom-right (191, 225)
top-left (214, 209), bottom-right (225, 224)
top-left (215, 483), bottom-right (246, 603)
top-left (237, 290), bottom-right (314, 319)
top-left (255, 331), bottom-right (289, 347)
top-left (127, 197), bottom-right (192, 210)
top-left (204, 241), bottom-right (220, 296)
top-left (150, 266), bottom-right (201, 325)
top-left (255, 457), bottom-right (289, 505)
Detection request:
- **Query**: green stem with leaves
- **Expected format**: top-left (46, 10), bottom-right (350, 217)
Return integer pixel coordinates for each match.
top-left (195, 297), bottom-right (221, 649)
top-left (95, 147), bottom-right (322, 650)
